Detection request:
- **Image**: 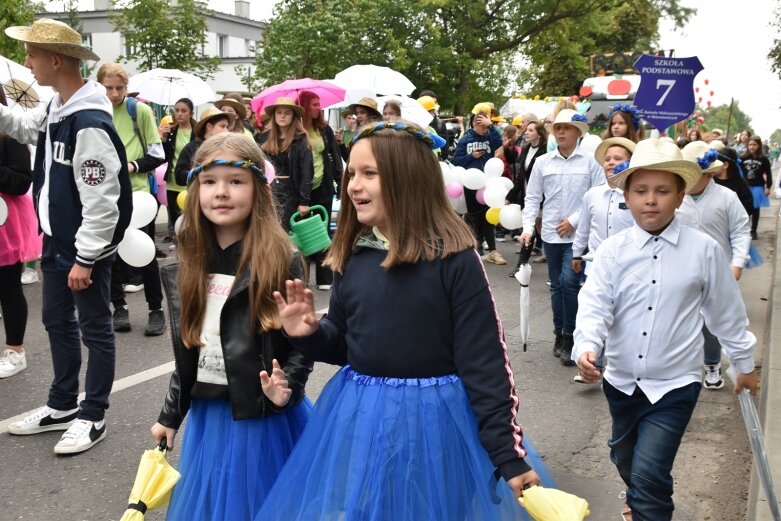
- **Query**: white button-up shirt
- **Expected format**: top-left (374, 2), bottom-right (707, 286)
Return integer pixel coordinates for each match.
top-left (674, 180), bottom-right (751, 268)
top-left (572, 183), bottom-right (635, 274)
top-left (522, 146), bottom-right (605, 244)
top-left (574, 217), bottom-right (755, 404)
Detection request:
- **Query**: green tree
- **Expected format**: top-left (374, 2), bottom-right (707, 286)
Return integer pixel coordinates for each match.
top-left (701, 102), bottom-right (753, 139)
top-left (769, 3), bottom-right (781, 78)
top-left (59, 0), bottom-right (97, 76)
top-left (109, 0), bottom-right (219, 78)
top-left (770, 129), bottom-right (781, 144)
top-left (0, 0), bottom-right (44, 63)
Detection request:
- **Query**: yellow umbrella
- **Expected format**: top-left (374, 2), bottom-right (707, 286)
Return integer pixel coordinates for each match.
top-left (119, 442), bottom-right (181, 520)
top-left (518, 485), bottom-right (591, 521)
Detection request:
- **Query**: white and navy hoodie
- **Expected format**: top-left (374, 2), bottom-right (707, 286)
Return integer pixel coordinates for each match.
top-left (0, 81), bottom-right (131, 267)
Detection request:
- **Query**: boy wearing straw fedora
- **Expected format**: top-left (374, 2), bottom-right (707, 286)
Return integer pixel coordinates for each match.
top-left (0, 19), bottom-right (132, 455)
top-left (573, 139), bottom-right (758, 521)
top-left (520, 109), bottom-right (604, 366)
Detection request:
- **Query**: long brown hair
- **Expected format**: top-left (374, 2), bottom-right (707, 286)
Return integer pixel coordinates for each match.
top-left (299, 91), bottom-right (326, 130)
top-left (260, 107), bottom-right (308, 156)
top-left (325, 121), bottom-right (476, 273)
top-left (602, 110), bottom-right (645, 142)
top-left (178, 133), bottom-right (293, 347)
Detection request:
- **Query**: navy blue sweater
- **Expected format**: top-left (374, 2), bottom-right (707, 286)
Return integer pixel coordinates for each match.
top-left (452, 126), bottom-right (503, 213)
top-left (290, 247), bottom-right (532, 480)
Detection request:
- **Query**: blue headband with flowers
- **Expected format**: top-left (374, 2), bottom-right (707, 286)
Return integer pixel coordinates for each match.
top-left (696, 149), bottom-right (720, 170)
top-left (350, 122), bottom-right (447, 150)
top-left (613, 160), bottom-right (631, 175)
top-left (571, 114), bottom-right (588, 124)
top-left (608, 103), bottom-right (642, 130)
top-left (187, 159), bottom-right (268, 185)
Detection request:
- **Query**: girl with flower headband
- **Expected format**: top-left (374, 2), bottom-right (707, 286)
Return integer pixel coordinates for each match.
top-left (151, 133), bottom-right (313, 521)
top-left (602, 103), bottom-right (645, 143)
top-left (259, 120), bottom-right (554, 520)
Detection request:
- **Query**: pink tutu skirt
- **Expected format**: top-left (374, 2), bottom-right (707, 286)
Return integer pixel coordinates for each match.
top-left (0, 193), bottom-right (41, 266)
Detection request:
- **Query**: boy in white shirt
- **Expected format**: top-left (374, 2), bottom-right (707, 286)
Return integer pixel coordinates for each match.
top-left (573, 139), bottom-right (758, 521)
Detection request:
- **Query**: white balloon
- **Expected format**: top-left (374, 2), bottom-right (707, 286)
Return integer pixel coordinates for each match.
top-left (130, 191), bottom-right (158, 229)
top-left (450, 166), bottom-right (466, 184)
top-left (462, 168), bottom-right (486, 190)
top-left (499, 204), bottom-right (524, 229)
top-left (174, 215), bottom-right (185, 235)
top-left (485, 177), bottom-right (509, 191)
top-left (449, 193), bottom-right (467, 214)
top-left (498, 177), bottom-right (514, 192)
top-left (484, 186), bottom-right (509, 208)
top-left (580, 134), bottom-right (602, 154)
top-left (0, 197), bottom-right (7, 226)
top-left (484, 157), bottom-right (505, 178)
top-left (118, 228), bottom-right (155, 267)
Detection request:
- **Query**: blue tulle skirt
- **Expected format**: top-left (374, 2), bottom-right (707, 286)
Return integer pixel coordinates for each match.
top-left (746, 244), bottom-right (764, 269)
top-left (256, 366), bottom-right (555, 521)
top-left (166, 397), bottom-right (312, 521)
top-left (751, 185), bottom-right (770, 208)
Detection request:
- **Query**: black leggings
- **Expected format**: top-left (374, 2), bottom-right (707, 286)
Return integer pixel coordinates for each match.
top-left (751, 207), bottom-right (761, 235)
top-left (166, 189), bottom-right (183, 235)
top-left (464, 209), bottom-right (496, 252)
top-left (0, 263), bottom-right (27, 346)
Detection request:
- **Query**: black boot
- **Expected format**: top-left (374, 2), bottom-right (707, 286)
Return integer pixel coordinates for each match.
top-left (560, 333), bottom-right (576, 366)
top-left (553, 331), bottom-right (564, 358)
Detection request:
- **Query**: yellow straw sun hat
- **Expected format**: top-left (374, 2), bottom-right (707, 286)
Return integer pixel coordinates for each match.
top-left (5, 19), bottom-right (100, 62)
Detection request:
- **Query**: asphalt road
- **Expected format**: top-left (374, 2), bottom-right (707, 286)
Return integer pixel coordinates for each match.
top-left (0, 220), bottom-right (773, 520)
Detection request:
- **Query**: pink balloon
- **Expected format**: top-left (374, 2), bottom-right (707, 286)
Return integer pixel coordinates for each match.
top-left (475, 187), bottom-right (486, 206)
top-left (446, 182), bottom-right (463, 199)
top-left (264, 160), bottom-right (276, 183)
top-left (155, 163), bottom-right (168, 205)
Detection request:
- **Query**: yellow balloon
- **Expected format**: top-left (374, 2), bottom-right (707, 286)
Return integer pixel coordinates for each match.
top-left (177, 191), bottom-right (187, 210)
top-left (486, 207), bottom-right (501, 225)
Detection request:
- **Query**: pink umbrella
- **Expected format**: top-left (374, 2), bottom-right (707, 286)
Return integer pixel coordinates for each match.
top-left (251, 78), bottom-right (345, 116)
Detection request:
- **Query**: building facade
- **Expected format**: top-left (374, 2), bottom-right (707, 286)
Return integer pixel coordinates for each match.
top-left (37, 0), bottom-right (265, 96)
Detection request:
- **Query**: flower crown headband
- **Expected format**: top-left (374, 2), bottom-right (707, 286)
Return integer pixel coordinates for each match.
top-left (571, 114), bottom-right (588, 124)
top-left (696, 149), bottom-right (719, 170)
top-left (350, 122), bottom-right (447, 150)
top-left (187, 159), bottom-right (268, 185)
top-left (608, 103), bottom-right (642, 130)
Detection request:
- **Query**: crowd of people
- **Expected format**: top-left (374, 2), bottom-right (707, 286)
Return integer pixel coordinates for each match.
top-left (0, 17), bottom-right (770, 521)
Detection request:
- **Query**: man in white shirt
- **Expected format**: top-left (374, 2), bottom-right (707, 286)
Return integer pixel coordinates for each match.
top-left (574, 139), bottom-right (758, 521)
top-left (677, 140), bottom-right (751, 391)
top-left (520, 109), bottom-right (604, 365)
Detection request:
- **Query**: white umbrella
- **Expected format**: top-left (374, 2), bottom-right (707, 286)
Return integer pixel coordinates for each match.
top-left (375, 95), bottom-right (433, 129)
top-left (513, 239), bottom-right (536, 351)
top-left (322, 88), bottom-right (374, 110)
top-left (128, 68), bottom-right (215, 107)
top-left (726, 365), bottom-right (781, 521)
top-left (0, 53), bottom-right (55, 110)
top-left (499, 98), bottom-right (553, 120)
top-left (332, 64), bottom-right (416, 96)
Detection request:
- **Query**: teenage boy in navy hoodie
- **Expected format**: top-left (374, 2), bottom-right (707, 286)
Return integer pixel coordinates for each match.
top-left (452, 106), bottom-right (506, 264)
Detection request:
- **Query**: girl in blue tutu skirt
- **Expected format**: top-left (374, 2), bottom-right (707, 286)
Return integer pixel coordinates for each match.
top-left (259, 121), bottom-right (554, 521)
top-left (150, 133), bottom-right (313, 521)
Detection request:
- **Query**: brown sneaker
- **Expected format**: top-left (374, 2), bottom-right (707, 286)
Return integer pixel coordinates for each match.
top-left (484, 250), bottom-right (507, 265)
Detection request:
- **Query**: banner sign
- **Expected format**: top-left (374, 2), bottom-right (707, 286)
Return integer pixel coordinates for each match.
top-left (633, 55), bottom-right (703, 132)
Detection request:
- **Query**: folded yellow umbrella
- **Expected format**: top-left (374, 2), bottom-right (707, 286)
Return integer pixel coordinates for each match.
top-left (518, 485), bottom-right (591, 521)
top-left (119, 441), bottom-right (181, 520)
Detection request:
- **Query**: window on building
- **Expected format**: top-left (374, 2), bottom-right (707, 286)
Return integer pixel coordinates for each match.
top-left (121, 33), bottom-right (136, 57)
top-left (218, 35), bottom-right (228, 57)
top-left (82, 34), bottom-right (92, 48)
top-left (245, 39), bottom-right (255, 57)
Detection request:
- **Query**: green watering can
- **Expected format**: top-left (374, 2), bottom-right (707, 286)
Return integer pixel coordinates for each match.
top-left (289, 205), bottom-right (332, 256)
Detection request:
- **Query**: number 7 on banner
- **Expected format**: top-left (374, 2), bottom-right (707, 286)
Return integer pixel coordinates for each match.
top-left (656, 79), bottom-right (675, 106)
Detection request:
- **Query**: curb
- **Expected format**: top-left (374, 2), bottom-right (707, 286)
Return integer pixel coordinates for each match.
top-left (748, 200), bottom-right (781, 521)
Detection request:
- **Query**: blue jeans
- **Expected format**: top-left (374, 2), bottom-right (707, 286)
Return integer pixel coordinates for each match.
top-left (702, 324), bottom-right (722, 366)
top-left (543, 241), bottom-right (579, 334)
top-left (603, 380), bottom-right (701, 521)
top-left (41, 243), bottom-right (115, 422)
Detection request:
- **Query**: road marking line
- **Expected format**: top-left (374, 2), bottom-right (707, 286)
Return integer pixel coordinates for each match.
top-left (0, 309), bottom-right (330, 434)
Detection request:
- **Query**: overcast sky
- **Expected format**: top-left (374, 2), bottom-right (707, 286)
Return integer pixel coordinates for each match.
top-left (55, 1), bottom-right (781, 136)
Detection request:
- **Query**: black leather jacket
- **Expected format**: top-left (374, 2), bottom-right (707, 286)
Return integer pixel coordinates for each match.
top-left (157, 260), bottom-right (313, 429)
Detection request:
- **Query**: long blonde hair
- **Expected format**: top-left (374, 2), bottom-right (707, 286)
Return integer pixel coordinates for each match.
top-left (261, 108), bottom-right (309, 156)
top-left (178, 133), bottom-right (293, 347)
top-left (325, 122), bottom-right (475, 273)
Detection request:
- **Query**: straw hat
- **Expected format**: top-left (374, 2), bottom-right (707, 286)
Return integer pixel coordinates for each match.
top-left (594, 137), bottom-right (636, 165)
top-left (348, 97), bottom-right (382, 119)
top-left (5, 19), bottom-right (99, 62)
top-left (214, 98), bottom-right (247, 119)
top-left (264, 96), bottom-right (304, 118)
top-left (709, 139), bottom-right (725, 152)
top-left (710, 128), bottom-right (724, 137)
top-left (195, 107), bottom-right (234, 139)
top-left (608, 138), bottom-right (702, 193)
top-left (681, 140), bottom-right (723, 174)
top-left (552, 109), bottom-right (589, 136)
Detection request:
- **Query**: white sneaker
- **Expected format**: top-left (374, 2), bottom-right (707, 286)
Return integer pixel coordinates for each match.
top-left (317, 284), bottom-right (332, 291)
top-left (703, 363), bottom-right (724, 390)
top-left (123, 283), bottom-right (144, 293)
top-left (54, 419), bottom-right (106, 454)
top-left (20, 268), bottom-right (39, 285)
top-left (7, 406), bottom-right (78, 435)
top-left (0, 349), bottom-right (26, 378)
